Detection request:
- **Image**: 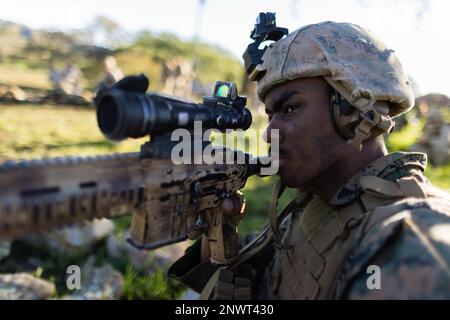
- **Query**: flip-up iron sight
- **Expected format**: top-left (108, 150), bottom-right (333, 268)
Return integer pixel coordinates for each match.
top-left (242, 12), bottom-right (289, 80)
top-left (95, 74), bottom-right (252, 141)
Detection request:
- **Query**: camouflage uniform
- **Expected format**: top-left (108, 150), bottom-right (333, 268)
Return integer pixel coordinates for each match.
top-left (169, 152), bottom-right (450, 299)
top-left (169, 19), bottom-right (450, 299)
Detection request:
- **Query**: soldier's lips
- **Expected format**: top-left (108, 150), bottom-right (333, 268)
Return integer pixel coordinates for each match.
top-left (272, 152), bottom-right (289, 170)
top-left (268, 147), bottom-right (289, 169)
top-left (278, 148), bottom-right (289, 161)
top-left (270, 147), bottom-right (289, 158)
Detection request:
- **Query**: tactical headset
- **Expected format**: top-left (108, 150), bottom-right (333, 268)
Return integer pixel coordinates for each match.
top-left (326, 78), bottom-right (394, 147)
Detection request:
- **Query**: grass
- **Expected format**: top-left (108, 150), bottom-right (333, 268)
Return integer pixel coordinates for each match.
top-left (385, 117), bottom-right (450, 191)
top-left (425, 163), bottom-right (450, 190)
top-left (0, 237), bottom-right (185, 299)
top-left (386, 118), bottom-right (425, 152)
top-left (0, 104), bottom-right (147, 161)
top-left (0, 64), bottom-right (51, 90)
top-left (123, 265), bottom-right (185, 300)
top-left (0, 239), bottom-right (94, 297)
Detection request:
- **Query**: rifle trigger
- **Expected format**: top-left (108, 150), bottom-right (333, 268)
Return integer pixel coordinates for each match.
top-left (186, 215), bottom-right (208, 239)
top-left (194, 215), bottom-right (208, 231)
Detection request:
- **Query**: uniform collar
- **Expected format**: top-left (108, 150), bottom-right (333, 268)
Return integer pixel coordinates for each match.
top-left (328, 152), bottom-right (427, 207)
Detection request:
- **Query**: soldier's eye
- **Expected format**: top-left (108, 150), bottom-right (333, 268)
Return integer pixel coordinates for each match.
top-left (283, 104), bottom-right (300, 115)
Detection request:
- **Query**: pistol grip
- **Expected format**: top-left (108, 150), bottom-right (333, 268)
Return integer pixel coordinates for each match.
top-left (205, 209), bottom-right (240, 265)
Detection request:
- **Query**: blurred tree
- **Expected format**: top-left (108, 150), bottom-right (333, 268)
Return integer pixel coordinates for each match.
top-left (85, 16), bottom-right (130, 49)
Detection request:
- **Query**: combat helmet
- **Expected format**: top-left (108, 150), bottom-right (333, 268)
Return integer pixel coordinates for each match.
top-left (243, 13), bottom-right (415, 149)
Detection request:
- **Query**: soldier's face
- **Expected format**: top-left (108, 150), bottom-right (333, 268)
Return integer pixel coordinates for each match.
top-left (264, 77), bottom-right (351, 189)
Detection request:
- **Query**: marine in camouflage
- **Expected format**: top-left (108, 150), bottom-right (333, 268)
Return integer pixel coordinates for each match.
top-left (169, 152), bottom-right (450, 299)
top-left (168, 18), bottom-right (450, 300)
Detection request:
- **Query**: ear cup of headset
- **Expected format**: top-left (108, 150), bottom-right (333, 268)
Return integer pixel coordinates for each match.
top-left (330, 90), bottom-right (394, 142)
top-left (330, 89), bottom-right (361, 140)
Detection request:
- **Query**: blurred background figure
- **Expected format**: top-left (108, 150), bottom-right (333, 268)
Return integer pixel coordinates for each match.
top-left (99, 55), bottom-right (124, 89)
top-left (49, 63), bottom-right (61, 92)
top-left (48, 62), bottom-right (64, 102)
top-left (59, 62), bottom-right (82, 96)
top-left (175, 59), bottom-right (195, 98)
top-left (160, 57), bottom-right (194, 98)
top-left (47, 61), bottom-right (89, 105)
top-left (410, 108), bottom-right (450, 166)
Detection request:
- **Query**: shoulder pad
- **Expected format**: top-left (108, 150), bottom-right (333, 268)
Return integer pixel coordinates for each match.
top-left (359, 175), bottom-right (450, 200)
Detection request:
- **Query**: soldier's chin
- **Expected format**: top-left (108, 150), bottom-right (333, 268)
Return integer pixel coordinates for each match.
top-left (278, 172), bottom-right (300, 188)
top-left (278, 169), bottom-right (310, 189)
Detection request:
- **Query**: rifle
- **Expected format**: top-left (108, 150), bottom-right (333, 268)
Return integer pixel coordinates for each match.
top-left (0, 75), bottom-right (270, 265)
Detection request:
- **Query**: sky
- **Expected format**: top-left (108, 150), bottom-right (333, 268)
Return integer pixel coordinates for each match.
top-left (0, 0), bottom-right (449, 96)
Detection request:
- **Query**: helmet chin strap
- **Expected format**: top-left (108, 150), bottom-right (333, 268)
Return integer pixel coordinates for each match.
top-left (324, 76), bottom-right (394, 150)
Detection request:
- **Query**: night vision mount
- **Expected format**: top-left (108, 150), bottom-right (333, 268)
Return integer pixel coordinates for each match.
top-left (242, 12), bottom-right (289, 81)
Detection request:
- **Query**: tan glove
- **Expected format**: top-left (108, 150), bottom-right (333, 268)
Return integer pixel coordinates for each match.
top-left (201, 191), bottom-right (246, 265)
